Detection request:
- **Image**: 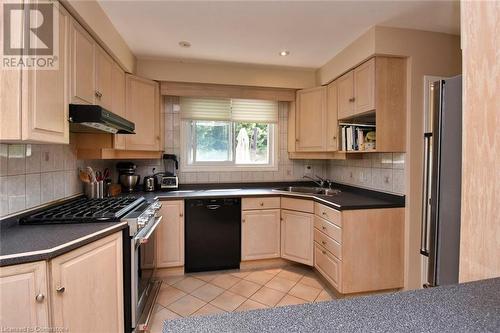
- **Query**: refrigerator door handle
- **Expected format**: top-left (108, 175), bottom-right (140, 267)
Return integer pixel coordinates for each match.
top-left (420, 133), bottom-right (432, 256)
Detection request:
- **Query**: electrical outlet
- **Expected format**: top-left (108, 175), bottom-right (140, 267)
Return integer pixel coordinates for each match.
top-left (304, 164), bottom-right (312, 174)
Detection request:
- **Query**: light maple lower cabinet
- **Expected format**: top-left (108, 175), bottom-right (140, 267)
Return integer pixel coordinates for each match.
top-left (50, 232), bottom-right (124, 333)
top-left (0, 261), bottom-right (49, 329)
top-left (156, 200), bottom-right (185, 268)
top-left (125, 75), bottom-right (161, 151)
top-left (280, 209), bottom-right (314, 266)
top-left (241, 209), bottom-right (281, 260)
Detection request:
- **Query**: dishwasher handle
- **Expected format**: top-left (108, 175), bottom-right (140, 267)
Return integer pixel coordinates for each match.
top-left (206, 204), bottom-right (221, 210)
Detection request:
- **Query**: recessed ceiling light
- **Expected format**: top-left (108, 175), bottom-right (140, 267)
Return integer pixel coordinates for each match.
top-left (179, 41), bottom-right (191, 48)
top-left (280, 50), bottom-right (290, 56)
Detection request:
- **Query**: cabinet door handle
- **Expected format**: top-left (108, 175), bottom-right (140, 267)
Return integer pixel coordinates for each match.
top-left (242, 219), bottom-right (245, 223)
top-left (322, 226), bottom-right (327, 230)
top-left (35, 293), bottom-right (45, 302)
top-left (260, 202), bottom-right (264, 206)
top-left (56, 286), bottom-right (65, 293)
top-left (295, 139), bottom-right (299, 142)
top-left (322, 241), bottom-right (326, 245)
top-left (179, 213), bottom-right (184, 217)
top-left (322, 250), bottom-right (326, 255)
top-left (349, 97), bottom-right (355, 102)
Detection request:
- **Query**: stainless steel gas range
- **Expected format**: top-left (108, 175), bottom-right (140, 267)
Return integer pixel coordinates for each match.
top-left (19, 195), bottom-right (163, 333)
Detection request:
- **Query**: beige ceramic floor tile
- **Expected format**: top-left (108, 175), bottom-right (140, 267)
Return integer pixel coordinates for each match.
top-left (156, 286), bottom-right (187, 307)
top-left (160, 275), bottom-right (185, 286)
top-left (288, 283), bottom-right (321, 302)
top-left (276, 294), bottom-right (309, 307)
top-left (192, 272), bottom-right (220, 282)
top-left (173, 276), bottom-right (206, 293)
top-left (263, 268), bottom-right (282, 275)
top-left (244, 271), bottom-right (276, 285)
top-left (250, 286), bottom-right (286, 307)
top-left (190, 283), bottom-right (225, 302)
top-left (235, 299), bottom-right (269, 312)
top-left (299, 275), bottom-right (324, 289)
top-left (193, 303), bottom-right (226, 317)
top-left (230, 270), bottom-right (252, 279)
top-left (210, 274), bottom-right (241, 289)
top-left (276, 269), bottom-right (303, 282)
top-left (228, 279), bottom-right (261, 298)
top-left (149, 307), bottom-right (180, 333)
top-left (210, 290), bottom-right (246, 312)
top-left (265, 276), bottom-right (297, 293)
top-left (315, 289), bottom-right (333, 302)
top-left (167, 294), bottom-right (206, 317)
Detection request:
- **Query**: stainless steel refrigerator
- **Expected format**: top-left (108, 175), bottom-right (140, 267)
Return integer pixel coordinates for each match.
top-left (420, 75), bottom-right (462, 287)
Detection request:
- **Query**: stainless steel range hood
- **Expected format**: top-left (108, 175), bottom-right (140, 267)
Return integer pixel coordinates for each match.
top-left (69, 104), bottom-right (135, 134)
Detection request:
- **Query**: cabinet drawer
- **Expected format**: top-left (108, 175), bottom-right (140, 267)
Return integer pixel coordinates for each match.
top-left (281, 197), bottom-right (314, 213)
top-left (314, 203), bottom-right (341, 227)
top-left (314, 215), bottom-right (342, 243)
top-left (314, 228), bottom-right (342, 259)
top-left (242, 197), bottom-right (280, 210)
top-left (314, 243), bottom-right (341, 291)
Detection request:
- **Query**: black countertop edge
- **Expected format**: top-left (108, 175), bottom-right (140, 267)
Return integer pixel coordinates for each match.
top-left (0, 222), bottom-right (127, 267)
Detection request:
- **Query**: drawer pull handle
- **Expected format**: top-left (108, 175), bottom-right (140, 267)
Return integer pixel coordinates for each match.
top-left (322, 211), bottom-right (328, 216)
top-left (35, 293), bottom-right (45, 302)
top-left (242, 219), bottom-right (245, 223)
top-left (179, 213), bottom-right (184, 217)
top-left (322, 250), bottom-right (326, 255)
top-left (260, 202), bottom-right (264, 206)
top-left (322, 226), bottom-right (327, 230)
top-left (322, 241), bottom-right (326, 245)
top-left (56, 286), bottom-right (65, 293)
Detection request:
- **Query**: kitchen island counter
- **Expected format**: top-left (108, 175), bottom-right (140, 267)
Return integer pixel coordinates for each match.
top-left (163, 277), bottom-right (500, 333)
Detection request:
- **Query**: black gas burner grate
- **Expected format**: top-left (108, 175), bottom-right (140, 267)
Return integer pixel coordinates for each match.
top-left (20, 196), bottom-right (143, 224)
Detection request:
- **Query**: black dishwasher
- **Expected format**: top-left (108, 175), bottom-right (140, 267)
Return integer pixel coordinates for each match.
top-left (185, 198), bottom-right (241, 273)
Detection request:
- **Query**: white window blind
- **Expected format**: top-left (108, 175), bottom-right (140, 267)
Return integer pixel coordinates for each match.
top-left (180, 97), bottom-right (278, 123)
top-left (231, 99), bottom-right (278, 123)
top-left (180, 97), bottom-right (231, 121)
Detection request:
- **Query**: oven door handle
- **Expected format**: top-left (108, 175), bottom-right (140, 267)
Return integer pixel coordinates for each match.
top-left (137, 216), bottom-right (163, 244)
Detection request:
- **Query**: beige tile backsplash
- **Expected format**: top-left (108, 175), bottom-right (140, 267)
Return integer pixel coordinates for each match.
top-left (0, 102), bottom-right (404, 218)
top-left (0, 143), bottom-right (82, 217)
top-left (327, 153), bottom-right (405, 195)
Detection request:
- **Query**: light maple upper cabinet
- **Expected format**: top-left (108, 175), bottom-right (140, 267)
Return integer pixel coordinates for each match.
top-left (353, 58), bottom-right (375, 114)
top-left (95, 46), bottom-right (114, 111)
top-left (156, 201), bottom-right (184, 268)
top-left (69, 19), bottom-right (95, 105)
top-left (241, 209), bottom-right (281, 260)
top-left (0, 3), bottom-right (70, 144)
top-left (326, 81), bottom-right (339, 151)
top-left (111, 63), bottom-right (126, 150)
top-left (281, 209), bottom-right (314, 266)
top-left (50, 232), bottom-right (124, 333)
top-left (0, 261), bottom-right (49, 329)
top-left (337, 58), bottom-right (375, 119)
top-left (295, 86), bottom-right (327, 152)
top-left (337, 71), bottom-right (355, 120)
top-left (125, 74), bottom-right (161, 151)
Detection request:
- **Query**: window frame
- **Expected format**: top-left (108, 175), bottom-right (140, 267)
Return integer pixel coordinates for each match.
top-left (180, 119), bottom-right (279, 172)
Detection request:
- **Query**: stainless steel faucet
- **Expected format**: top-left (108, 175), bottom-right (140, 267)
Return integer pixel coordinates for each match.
top-left (303, 175), bottom-right (332, 188)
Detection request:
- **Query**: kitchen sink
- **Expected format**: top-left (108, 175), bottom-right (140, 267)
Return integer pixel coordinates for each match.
top-left (273, 186), bottom-right (341, 196)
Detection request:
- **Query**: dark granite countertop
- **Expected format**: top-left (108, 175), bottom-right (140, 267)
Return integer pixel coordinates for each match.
top-left (163, 278), bottom-right (500, 333)
top-left (0, 215), bottom-right (127, 267)
top-left (137, 181), bottom-right (405, 211)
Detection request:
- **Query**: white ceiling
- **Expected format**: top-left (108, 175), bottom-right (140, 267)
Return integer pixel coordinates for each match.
top-left (98, 0), bottom-right (460, 68)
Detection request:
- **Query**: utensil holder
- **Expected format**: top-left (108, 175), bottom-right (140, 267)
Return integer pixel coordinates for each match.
top-left (85, 181), bottom-right (104, 199)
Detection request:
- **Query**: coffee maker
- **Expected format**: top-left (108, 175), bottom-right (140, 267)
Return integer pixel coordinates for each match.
top-left (155, 154), bottom-right (178, 190)
top-left (116, 162), bottom-right (140, 192)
